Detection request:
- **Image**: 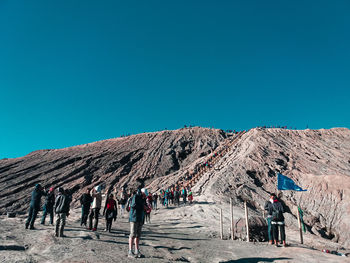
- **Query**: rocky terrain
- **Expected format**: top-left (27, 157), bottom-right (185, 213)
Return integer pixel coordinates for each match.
top-left (0, 126), bottom-right (350, 262)
top-left (0, 127), bottom-right (227, 212)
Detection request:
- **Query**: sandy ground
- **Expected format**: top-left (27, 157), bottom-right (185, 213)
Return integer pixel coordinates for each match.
top-left (0, 197), bottom-right (349, 263)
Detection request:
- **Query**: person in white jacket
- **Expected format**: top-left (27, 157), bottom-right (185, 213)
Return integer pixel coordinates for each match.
top-left (88, 185), bottom-right (102, 231)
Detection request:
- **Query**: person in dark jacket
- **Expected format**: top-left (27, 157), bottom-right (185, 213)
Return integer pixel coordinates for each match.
top-left (80, 188), bottom-right (93, 226)
top-left (271, 195), bottom-right (286, 247)
top-left (54, 187), bottom-right (71, 237)
top-left (25, 184), bottom-right (46, 230)
top-left (128, 187), bottom-right (146, 258)
top-left (264, 193), bottom-right (275, 244)
top-left (103, 194), bottom-right (117, 232)
top-left (41, 187), bottom-right (55, 225)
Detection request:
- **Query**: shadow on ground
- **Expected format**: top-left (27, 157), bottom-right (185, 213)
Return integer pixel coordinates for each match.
top-left (220, 257), bottom-right (292, 263)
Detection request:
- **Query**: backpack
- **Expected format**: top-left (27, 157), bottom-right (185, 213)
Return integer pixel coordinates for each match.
top-left (272, 203), bottom-right (283, 221)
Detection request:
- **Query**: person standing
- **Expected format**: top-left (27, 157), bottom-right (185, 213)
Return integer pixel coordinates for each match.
top-left (174, 188), bottom-right (180, 206)
top-left (41, 187), bottom-right (55, 225)
top-left (80, 188), bottom-right (93, 227)
top-left (152, 192), bottom-right (158, 210)
top-left (271, 194), bottom-right (286, 247)
top-left (89, 185), bottom-right (102, 231)
top-left (54, 187), bottom-right (71, 237)
top-left (25, 184), bottom-right (46, 230)
top-left (128, 187), bottom-right (146, 258)
top-left (103, 194), bottom-right (117, 232)
top-left (181, 187), bottom-right (187, 205)
top-left (264, 194), bottom-right (275, 245)
top-left (119, 187), bottom-right (128, 218)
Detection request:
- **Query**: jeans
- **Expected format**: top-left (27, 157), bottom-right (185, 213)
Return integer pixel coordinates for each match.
top-left (41, 205), bottom-right (54, 225)
top-left (272, 222), bottom-right (285, 242)
top-left (266, 217), bottom-right (272, 241)
top-left (26, 206), bottom-right (39, 228)
top-left (81, 205), bottom-right (90, 226)
top-left (56, 213), bottom-right (67, 237)
top-left (89, 208), bottom-right (100, 229)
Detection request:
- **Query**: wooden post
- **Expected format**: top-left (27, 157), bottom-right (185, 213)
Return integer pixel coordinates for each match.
top-left (296, 206), bottom-right (304, 244)
top-left (220, 208), bottom-right (223, 240)
top-left (244, 201), bottom-right (250, 242)
top-left (230, 198), bottom-right (234, 240)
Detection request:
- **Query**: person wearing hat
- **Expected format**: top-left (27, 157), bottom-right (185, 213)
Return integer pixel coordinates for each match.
top-left (41, 187), bottom-right (55, 225)
top-left (89, 185), bottom-right (102, 231)
top-left (54, 187), bottom-right (71, 237)
top-left (25, 184), bottom-right (46, 230)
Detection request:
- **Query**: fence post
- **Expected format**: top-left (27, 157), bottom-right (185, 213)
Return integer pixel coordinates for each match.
top-left (230, 198), bottom-right (234, 240)
top-left (244, 201), bottom-right (249, 242)
top-left (220, 208), bottom-right (223, 240)
top-left (296, 206), bottom-right (304, 244)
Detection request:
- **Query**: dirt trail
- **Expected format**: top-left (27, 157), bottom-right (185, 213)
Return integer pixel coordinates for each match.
top-left (1, 200), bottom-right (348, 263)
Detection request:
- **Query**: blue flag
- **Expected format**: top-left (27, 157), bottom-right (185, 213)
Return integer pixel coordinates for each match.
top-left (277, 173), bottom-right (307, 191)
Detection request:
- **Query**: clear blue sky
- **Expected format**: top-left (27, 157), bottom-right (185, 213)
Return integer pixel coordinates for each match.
top-left (1, 1), bottom-right (349, 158)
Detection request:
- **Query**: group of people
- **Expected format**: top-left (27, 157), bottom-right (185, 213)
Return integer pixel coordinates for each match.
top-left (25, 184), bottom-right (72, 237)
top-left (264, 193), bottom-right (287, 247)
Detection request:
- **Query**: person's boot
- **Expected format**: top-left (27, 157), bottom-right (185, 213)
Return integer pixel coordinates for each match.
top-left (59, 227), bottom-right (65, 237)
top-left (55, 224), bottom-right (59, 237)
top-left (25, 223), bottom-right (29, 229)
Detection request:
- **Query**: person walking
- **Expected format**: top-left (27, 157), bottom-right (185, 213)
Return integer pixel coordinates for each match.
top-left (89, 185), bottom-right (103, 231)
top-left (80, 188), bottom-right (93, 227)
top-left (181, 187), bottom-right (187, 205)
top-left (119, 187), bottom-right (128, 218)
top-left (271, 194), bottom-right (286, 247)
top-left (264, 194), bottom-right (275, 245)
top-left (152, 192), bottom-right (158, 210)
top-left (25, 184), bottom-right (46, 230)
top-left (54, 187), bottom-right (71, 237)
top-left (41, 187), bottom-right (55, 225)
top-left (174, 188), bottom-right (180, 206)
top-left (103, 194), bottom-right (117, 232)
top-left (128, 187), bottom-right (146, 258)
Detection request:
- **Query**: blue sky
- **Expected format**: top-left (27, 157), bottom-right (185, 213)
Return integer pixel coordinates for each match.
top-left (1, 0), bottom-right (349, 158)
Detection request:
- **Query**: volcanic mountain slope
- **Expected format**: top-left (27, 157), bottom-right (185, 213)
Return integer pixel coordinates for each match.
top-left (190, 127), bottom-right (350, 248)
top-left (0, 127), bottom-right (227, 213)
top-left (1, 127), bottom-right (350, 249)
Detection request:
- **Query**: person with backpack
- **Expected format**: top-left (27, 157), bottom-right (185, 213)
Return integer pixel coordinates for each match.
top-left (41, 187), bottom-right (55, 225)
top-left (89, 185), bottom-right (102, 231)
top-left (54, 187), bottom-right (71, 237)
top-left (271, 194), bottom-right (286, 247)
top-left (80, 188), bottom-right (93, 227)
top-left (25, 184), bottom-right (46, 230)
top-left (128, 187), bottom-right (146, 258)
top-left (264, 194), bottom-right (275, 245)
top-left (103, 193), bottom-right (117, 232)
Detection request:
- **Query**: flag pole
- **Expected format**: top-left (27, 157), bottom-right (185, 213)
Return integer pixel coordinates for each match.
top-left (296, 205), bottom-right (303, 244)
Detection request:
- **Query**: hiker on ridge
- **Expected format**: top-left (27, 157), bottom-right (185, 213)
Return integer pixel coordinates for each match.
top-left (80, 188), bottom-right (93, 226)
top-left (25, 183), bottom-right (46, 230)
top-left (89, 185), bottom-right (103, 231)
top-left (41, 187), bottom-right (55, 225)
top-left (54, 187), bottom-right (71, 237)
top-left (128, 187), bottom-right (146, 258)
top-left (271, 194), bottom-right (286, 247)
